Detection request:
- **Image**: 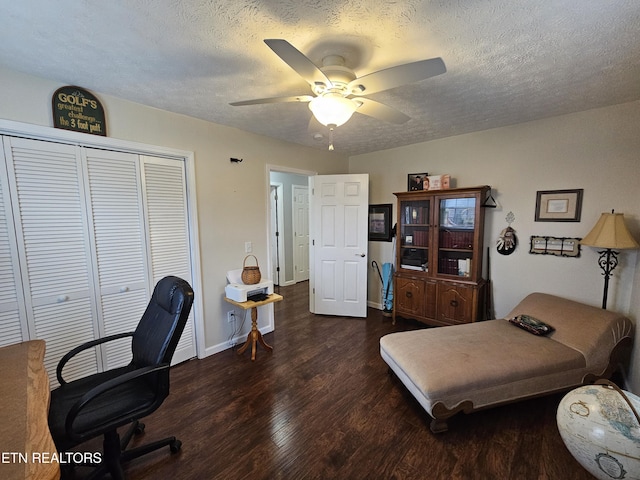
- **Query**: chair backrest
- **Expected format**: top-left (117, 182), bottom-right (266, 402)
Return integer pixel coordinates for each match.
top-left (131, 276), bottom-right (195, 368)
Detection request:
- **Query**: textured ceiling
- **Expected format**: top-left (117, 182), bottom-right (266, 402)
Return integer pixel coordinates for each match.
top-left (1, 0), bottom-right (639, 156)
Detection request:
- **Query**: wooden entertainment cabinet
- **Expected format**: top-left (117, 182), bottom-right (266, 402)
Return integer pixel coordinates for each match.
top-left (393, 186), bottom-right (489, 326)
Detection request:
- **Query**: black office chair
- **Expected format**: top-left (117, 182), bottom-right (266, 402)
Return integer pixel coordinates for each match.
top-left (48, 276), bottom-right (194, 479)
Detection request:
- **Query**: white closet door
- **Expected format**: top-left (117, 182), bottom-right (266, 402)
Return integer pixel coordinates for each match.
top-left (3, 137), bottom-right (98, 385)
top-left (84, 148), bottom-right (150, 370)
top-left (0, 139), bottom-right (27, 347)
top-left (141, 156), bottom-right (195, 364)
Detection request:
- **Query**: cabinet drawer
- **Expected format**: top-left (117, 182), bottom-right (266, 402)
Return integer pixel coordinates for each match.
top-left (437, 283), bottom-right (474, 324)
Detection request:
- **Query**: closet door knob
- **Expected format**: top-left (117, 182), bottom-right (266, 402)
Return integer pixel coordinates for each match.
top-left (450, 300), bottom-right (459, 307)
top-left (406, 291), bottom-right (413, 298)
top-left (57, 295), bottom-right (69, 303)
top-left (119, 286), bottom-right (129, 293)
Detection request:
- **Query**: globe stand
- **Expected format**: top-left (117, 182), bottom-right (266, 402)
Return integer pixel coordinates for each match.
top-left (595, 378), bottom-right (640, 426)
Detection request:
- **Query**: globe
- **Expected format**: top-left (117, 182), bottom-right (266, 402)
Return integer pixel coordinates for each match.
top-left (557, 383), bottom-right (640, 480)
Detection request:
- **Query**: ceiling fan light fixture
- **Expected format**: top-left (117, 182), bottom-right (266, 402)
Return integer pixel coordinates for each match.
top-left (309, 93), bottom-right (359, 127)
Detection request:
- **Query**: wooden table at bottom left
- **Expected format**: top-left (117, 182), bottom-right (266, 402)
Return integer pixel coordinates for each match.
top-left (224, 293), bottom-right (283, 361)
top-left (0, 340), bottom-right (60, 480)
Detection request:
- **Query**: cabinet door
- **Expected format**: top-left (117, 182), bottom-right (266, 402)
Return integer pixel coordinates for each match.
top-left (3, 137), bottom-right (99, 385)
top-left (395, 276), bottom-right (425, 317)
top-left (398, 198), bottom-right (431, 272)
top-left (436, 195), bottom-right (478, 279)
top-left (84, 148), bottom-right (150, 370)
top-left (437, 283), bottom-right (474, 324)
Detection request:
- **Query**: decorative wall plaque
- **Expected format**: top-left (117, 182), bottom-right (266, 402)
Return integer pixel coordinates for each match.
top-left (529, 236), bottom-right (582, 257)
top-left (52, 86), bottom-right (106, 136)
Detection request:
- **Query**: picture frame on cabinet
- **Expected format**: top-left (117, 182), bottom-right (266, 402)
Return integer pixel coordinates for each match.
top-left (535, 189), bottom-right (583, 222)
top-left (408, 173), bottom-right (429, 191)
top-left (369, 204), bottom-right (393, 242)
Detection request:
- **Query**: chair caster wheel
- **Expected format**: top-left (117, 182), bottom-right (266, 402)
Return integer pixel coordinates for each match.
top-left (170, 439), bottom-right (182, 453)
top-left (134, 422), bottom-right (145, 435)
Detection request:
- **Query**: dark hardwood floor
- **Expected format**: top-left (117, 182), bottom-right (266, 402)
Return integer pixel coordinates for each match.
top-left (83, 282), bottom-right (593, 479)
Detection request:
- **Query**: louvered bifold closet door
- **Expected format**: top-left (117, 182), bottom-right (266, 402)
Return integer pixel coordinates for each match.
top-left (141, 155), bottom-right (195, 364)
top-left (3, 137), bottom-right (99, 386)
top-left (0, 139), bottom-right (28, 347)
top-left (83, 148), bottom-right (150, 370)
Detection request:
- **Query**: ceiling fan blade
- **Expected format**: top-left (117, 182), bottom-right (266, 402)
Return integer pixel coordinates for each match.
top-left (349, 57), bottom-right (446, 96)
top-left (356, 98), bottom-right (411, 124)
top-left (230, 95), bottom-right (313, 106)
top-left (264, 39), bottom-right (332, 88)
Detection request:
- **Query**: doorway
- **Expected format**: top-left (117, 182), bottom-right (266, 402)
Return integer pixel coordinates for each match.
top-left (270, 183), bottom-right (285, 286)
top-left (293, 184), bottom-right (309, 283)
top-left (267, 166), bottom-right (314, 287)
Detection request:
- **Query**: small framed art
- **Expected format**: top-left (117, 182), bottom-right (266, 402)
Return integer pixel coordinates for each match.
top-left (368, 204), bottom-right (393, 242)
top-left (407, 173), bottom-right (429, 191)
top-left (535, 189), bottom-right (583, 222)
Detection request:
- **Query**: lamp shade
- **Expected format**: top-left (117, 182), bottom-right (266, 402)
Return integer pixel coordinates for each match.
top-left (309, 93), bottom-right (359, 127)
top-left (581, 212), bottom-right (639, 249)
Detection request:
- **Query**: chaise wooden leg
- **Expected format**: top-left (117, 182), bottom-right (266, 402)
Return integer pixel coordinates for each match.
top-left (430, 417), bottom-right (449, 434)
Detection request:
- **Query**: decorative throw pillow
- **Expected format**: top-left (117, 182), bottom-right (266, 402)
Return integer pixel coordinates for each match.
top-left (509, 314), bottom-right (555, 336)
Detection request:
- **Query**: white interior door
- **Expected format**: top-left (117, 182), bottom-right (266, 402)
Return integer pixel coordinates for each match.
top-left (0, 138), bottom-right (27, 347)
top-left (293, 185), bottom-right (309, 283)
top-left (141, 155), bottom-right (196, 365)
top-left (310, 174), bottom-right (369, 317)
top-left (83, 148), bottom-right (150, 370)
top-left (3, 137), bottom-right (100, 385)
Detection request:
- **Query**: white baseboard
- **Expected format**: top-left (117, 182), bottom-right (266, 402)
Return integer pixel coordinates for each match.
top-left (368, 301), bottom-right (383, 310)
top-left (203, 325), bottom-right (274, 358)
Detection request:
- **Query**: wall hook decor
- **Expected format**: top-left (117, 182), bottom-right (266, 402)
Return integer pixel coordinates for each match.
top-left (482, 187), bottom-right (497, 208)
top-left (230, 157), bottom-right (243, 163)
top-left (497, 211), bottom-right (517, 255)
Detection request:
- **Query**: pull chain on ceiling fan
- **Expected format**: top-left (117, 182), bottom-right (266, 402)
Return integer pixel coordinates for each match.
top-left (230, 39), bottom-right (446, 150)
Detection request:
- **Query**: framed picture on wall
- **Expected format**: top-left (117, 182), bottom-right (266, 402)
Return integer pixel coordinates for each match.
top-left (369, 204), bottom-right (393, 242)
top-left (535, 189), bottom-right (583, 222)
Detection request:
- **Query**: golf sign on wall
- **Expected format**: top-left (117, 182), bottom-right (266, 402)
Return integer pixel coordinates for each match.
top-left (52, 86), bottom-right (106, 136)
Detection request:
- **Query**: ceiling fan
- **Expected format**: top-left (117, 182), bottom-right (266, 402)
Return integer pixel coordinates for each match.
top-left (230, 39), bottom-right (446, 150)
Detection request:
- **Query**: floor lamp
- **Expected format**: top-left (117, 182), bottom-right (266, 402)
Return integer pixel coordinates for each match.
top-left (580, 210), bottom-right (639, 309)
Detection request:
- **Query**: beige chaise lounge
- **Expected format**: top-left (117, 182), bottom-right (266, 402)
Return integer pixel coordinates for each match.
top-left (380, 292), bottom-right (634, 433)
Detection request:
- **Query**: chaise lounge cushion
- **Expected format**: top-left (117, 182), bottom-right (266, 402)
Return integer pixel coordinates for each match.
top-left (380, 292), bottom-right (633, 431)
top-left (381, 320), bottom-right (584, 402)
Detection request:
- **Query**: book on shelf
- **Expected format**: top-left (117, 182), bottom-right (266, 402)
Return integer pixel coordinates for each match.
top-left (438, 257), bottom-right (470, 276)
top-left (439, 229), bottom-right (474, 249)
top-left (404, 205), bottom-right (428, 224)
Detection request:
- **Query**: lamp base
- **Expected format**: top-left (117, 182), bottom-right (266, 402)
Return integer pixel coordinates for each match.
top-left (596, 249), bottom-right (619, 309)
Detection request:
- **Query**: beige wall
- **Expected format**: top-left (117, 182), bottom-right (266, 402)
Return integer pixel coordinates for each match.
top-left (351, 101), bottom-right (640, 392)
top-left (2, 65), bottom-right (639, 392)
top-left (0, 66), bottom-right (349, 355)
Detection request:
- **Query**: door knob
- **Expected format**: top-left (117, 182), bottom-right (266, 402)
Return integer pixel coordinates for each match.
top-left (356, 253), bottom-right (366, 257)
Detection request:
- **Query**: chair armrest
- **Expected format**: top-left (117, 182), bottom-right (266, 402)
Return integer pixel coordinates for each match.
top-left (65, 363), bottom-right (170, 441)
top-left (56, 332), bottom-right (134, 385)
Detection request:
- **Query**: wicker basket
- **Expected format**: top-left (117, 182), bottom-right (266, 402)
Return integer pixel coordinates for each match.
top-left (241, 255), bottom-right (261, 285)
